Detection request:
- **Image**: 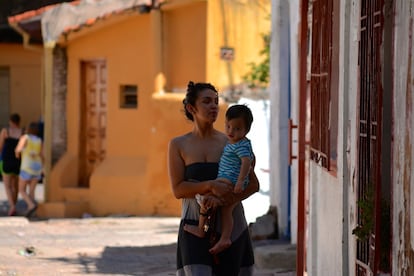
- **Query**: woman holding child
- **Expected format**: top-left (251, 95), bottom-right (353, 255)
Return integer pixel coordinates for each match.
top-left (168, 81), bottom-right (259, 275)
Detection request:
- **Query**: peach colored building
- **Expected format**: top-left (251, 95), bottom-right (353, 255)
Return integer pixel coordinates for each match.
top-left (0, 43), bottom-right (42, 129)
top-left (8, 0), bottom-right (270, 218)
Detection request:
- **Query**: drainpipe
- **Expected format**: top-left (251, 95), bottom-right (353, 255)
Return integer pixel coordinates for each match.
top-left (43, 42), bottom-right (55, 202)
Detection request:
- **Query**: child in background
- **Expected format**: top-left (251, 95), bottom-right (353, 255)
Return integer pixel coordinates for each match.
top-left (15, 122), bottom-right (43, 218)
top-left (184, 104), bottom-right (254, 254)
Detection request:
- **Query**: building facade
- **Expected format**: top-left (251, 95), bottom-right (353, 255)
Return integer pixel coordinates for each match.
top-left (8, 0), bottom-right (271, 217)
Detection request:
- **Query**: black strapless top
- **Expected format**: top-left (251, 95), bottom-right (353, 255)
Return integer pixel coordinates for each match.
top-left (184, 162), bottom-right (218, 182)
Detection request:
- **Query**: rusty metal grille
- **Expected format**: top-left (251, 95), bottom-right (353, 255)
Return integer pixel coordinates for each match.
top-left (356, 0), bottom-right (384, 274)
top-left (310, 0), bottom-right (333, 169)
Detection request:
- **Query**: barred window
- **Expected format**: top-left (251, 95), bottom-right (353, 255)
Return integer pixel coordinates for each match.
top-left (120, 85), bottom-right (138, 109)
top-left (309, 0), bottom-right (338, 171)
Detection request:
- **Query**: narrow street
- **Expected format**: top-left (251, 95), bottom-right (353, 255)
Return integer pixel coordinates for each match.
top-left (0, 181), bottom-right (295, 275)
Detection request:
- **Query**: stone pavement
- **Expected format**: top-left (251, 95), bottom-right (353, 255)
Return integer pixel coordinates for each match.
top-left (0, 181), bottom-right (296, 275)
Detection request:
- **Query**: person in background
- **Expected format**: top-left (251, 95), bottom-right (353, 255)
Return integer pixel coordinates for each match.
top-left (0, 113), bottom-right (24, 216)
top-left (168, 81), bottom-right (259, 275)
top-left (15, 122), bottom-right (43, 218)
top-left (184, 104), bottom-right (254, 255)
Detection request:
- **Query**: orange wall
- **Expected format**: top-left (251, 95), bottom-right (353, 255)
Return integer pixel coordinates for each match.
top-left (163, 1), bottom-right (207, 91)
top-left (0, 44), bottom-right (42, 128)
top-left (50, 12), bottom-right (225, 216)
top-left (65, 14), bottom-right (156, 157)
top-left (49, 0), bottom-right (268, 217)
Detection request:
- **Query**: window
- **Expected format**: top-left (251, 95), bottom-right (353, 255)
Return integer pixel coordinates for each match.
top-left (120, 85), bottom-right (138, 109)
top-left (309, 0), bottom-right (338, 171)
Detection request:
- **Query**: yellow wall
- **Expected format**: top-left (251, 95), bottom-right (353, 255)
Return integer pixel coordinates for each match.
top-left (163, 1), bottom-right (207, 91)
top-left (206, 0), bottom-right (271, 89)
top-left (0, 44), bottom-right (42, 128)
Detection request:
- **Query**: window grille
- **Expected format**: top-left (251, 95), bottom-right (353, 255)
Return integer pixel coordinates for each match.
top-left (356, 0), bottom-right (384, 275)
top-left (309, 0), bottom-right (333, 169)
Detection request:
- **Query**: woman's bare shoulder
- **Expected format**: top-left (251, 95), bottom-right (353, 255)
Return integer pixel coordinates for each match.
top-left (214, 130), bottom-right (228, 143)
top-left (169, 132), bottom-right (192, 147)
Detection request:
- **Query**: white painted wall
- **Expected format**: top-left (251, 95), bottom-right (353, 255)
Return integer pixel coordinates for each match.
top-left (306, 0), bottom-right (360, 274)
top-left (342, 1), bottom-right (361, 275)
top-left (269, 0), bottom-right (291, 238)
top-left (306, 0), bottom-right (414, 275)
top-left (307, 165), bottom-right (343, 275)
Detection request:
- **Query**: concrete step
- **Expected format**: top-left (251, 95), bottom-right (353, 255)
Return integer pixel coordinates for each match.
top-left (37, 201), bottom-right (89, 218)
top-left (253, 239), bottom-right (296, 272)
top-left (62, 187), bottom-right (90, 202)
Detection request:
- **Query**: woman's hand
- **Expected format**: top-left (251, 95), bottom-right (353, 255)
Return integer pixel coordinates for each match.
top-left (201, 194), bottom-right (223, 210)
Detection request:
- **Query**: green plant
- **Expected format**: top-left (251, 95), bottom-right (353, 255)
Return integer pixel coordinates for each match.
top-left (242, 33), bottom-right (270, 89)
top-left (352, 183), bottom-right (374, 241)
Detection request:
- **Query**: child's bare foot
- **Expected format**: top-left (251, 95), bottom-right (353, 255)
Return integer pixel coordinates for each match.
top-left (184, 224), bottom-right (206, 238)
top-left (209, 238), bottom-right (231, 254)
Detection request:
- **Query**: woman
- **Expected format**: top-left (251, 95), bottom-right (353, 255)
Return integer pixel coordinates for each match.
top-left (15, 122), bottom-right (43, 218)
top-left (0, 113), bottom-right (23, 216)
top-left (168, 81), bottom-right (259, 275)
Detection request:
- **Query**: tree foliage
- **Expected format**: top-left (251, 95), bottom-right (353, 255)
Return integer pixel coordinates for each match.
top-left (242, 33), bottom-right (270, 89)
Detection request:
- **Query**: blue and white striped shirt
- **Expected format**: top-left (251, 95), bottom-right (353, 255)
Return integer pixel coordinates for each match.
top-left (217, 138), bottom-right (253, 188)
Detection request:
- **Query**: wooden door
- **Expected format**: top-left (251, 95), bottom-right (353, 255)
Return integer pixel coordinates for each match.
top-left (79, 60), bottom-right (107, 187)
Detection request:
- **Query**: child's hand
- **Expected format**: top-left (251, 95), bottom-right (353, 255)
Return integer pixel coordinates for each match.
top-left (234, 182), bottom-right (243, 194)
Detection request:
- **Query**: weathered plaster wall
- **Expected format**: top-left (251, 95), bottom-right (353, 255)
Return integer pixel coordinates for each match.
top-left (307, 0), bottom-right (360, 274)
top-left (0, 43), bottom-right (42, 128)
top-left (393, 1), bottom-right (414, 274)
top-left (345, 0), bottom-right (362, 274)
top-left (307, 164), bottom-right (343, 275)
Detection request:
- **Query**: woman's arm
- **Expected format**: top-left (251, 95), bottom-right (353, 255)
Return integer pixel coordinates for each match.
top-left (0, 128), bottom-right (6, 153)
top-left (168, 138), bottom-right (231, 199)
top-left (222, 156), bottom-right (260, 205)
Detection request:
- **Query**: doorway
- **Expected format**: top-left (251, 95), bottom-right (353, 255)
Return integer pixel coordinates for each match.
top-left (78, 60), bottom-right (107, 187)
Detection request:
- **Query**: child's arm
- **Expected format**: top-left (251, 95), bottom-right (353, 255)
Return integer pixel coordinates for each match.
top-left (234, 156), bottom-right (252, 193)
top-left (14, 135), bottom-right (27, 158)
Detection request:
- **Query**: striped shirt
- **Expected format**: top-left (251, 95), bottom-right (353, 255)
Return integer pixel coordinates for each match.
top-left (217, 138), bottom-right (253, 187)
